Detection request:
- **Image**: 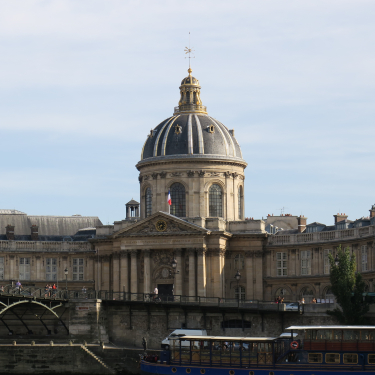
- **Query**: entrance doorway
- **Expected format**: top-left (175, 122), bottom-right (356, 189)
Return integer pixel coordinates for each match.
top-left (158, 284), bottom-right (173, 301)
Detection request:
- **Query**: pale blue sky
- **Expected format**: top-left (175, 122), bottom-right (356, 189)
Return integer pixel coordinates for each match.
top-left (1, 0), bottom-right (374, 226)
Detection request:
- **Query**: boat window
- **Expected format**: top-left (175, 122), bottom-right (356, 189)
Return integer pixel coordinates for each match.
top-left (325, 353), bottom-right (340, 363)
top-left (343, 330), bottom-right (359, 340)
top-left (368, 354), bottom-right (375, 364)
top-left (316, 330), bottom-right (331, 340)
top-left (361, 330), bottom-right (373, 340)
top-left (332, 330), bottom-right (342, 340)
top-left (343, 354), bottom-right (358, 364)
top-left (308, 353), bottom-right (323, 363)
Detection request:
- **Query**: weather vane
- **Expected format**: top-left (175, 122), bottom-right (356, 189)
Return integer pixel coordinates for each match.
top-left (184, 32), bottom-right (195, 68)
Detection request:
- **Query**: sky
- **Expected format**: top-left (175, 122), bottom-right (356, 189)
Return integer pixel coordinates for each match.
top-left (1, 0), bottom-right (375, 226)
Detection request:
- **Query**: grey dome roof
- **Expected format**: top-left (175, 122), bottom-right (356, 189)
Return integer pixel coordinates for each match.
top-left (140, 114), bottom-right (243, 161)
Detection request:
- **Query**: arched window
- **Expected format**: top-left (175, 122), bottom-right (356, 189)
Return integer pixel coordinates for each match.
top-left (170, 183), bottom-right (186, 217)
top-left (324, 287), bottom-right (335, 303)
top-left (209, 184), bottom-right (223, 217)
top-left (275, 287), bottom-right (291, 302)
top-left (193, 91), bottom-right (197, 104)
top-left (235, 286), bottom-right (245, 301)
top-left (234, 254), bottom-right (244, 270)
top-left (145, 188), bottom-right (152, 217)
top-left (238, 186), bottom-right (243, 219)
top-left (186, 91), bottom-right (191, 104)
top-left (300, 287), bottom-right (314, 303)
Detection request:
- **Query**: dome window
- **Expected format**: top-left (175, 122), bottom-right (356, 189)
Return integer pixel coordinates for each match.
top-left (174, 124), bottom-right (182, 135)
top-left (208, 125), bottom-right (215, 134)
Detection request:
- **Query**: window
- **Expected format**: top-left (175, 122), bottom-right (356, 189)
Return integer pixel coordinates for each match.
top-left (234, 254), bottom-right (244, 270)
top-left (325, 353), bottom-right (340, 363)
top-left (0, 257), bottom-right (4, 280)
top-left (170, 183), bottom-right (186, 217)
top-left (324, 249), bottom-right (331, 274)
top-left (73, 259), bottom-right (84, 281)
top-left (46, 258), bottom-right (57, 281)
top-left (235, 286), bottom-right (245, 301)
top-left (343, 354), bottom-right (358, 364)
top-left (276, 252), bottom-right (287, 276)
top-left (238, 186), bottom-right (243, 219)
top-left (368, 354), bottom-right (375, 364)
top-left (209, 184), bottom-right (222, 217)
top-left (301, 250), bottom-right (311, 275)
top-left (145, 187), bottom-right (152, 217)
top-left (308, 353), bottom-right (322, 363)
top-left (361, 245), bottom-right (368, 272)
top-left (19, 257), bottom-right (31, 280)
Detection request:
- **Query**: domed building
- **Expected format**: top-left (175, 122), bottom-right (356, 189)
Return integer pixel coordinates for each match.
top-left (93, 68), bottom-right (267, 300)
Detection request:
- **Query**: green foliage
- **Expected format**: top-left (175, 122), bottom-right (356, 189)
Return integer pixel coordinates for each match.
top-left (327, 245), bottom-right (369, 324)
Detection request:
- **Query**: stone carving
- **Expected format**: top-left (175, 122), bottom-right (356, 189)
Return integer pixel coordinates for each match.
top-left (159, 171), bottom-right (167, 178)
top-left (138, 175), bottom-right (143, 183)
top-left (232, 172), bottom-right (238, 179)
top-left (187, 170), bottom-right (195, 177)
top-left (238, 175), bottom-right (245, 180)
top-left (210, 172), bottom-right (222, 177)
top-left (154, 266), bottom-right (173, 280)
top-left (198, 170), bottom-right (206, 177)
top-left (224, 171), bottom-right (231, 177)
top-left (152, 173), bottom-right (158, 180)
top-left (152, 251), bottom-right (173, 266)
top-left (143, 175), bottom-right (150, 181)
top-left (170, 172), bottom-right (182, 177)
top-left (254, 250), bottom-right (263, 258)
top-left (245, 251), bottom-right (253, 258)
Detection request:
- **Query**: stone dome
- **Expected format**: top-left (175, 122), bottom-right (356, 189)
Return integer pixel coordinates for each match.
top-left (140, 114), bottom-right (243, 161)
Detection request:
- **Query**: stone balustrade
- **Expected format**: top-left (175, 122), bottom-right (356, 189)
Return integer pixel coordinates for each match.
top-left (268, 225), bottom-right (374, 246)
top-left (0, 240), bottom-right (92, 252)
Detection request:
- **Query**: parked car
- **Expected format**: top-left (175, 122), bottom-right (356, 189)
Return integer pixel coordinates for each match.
top-left (285, 302), bottom-right (299, 311)
top-left (161, 329), bottom-right (207, 350)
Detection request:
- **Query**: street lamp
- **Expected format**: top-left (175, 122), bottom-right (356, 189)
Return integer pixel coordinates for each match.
top-left (170, 259), bottom-right (179, 300)
top-left (334, 255), bottom-right (339, 267)
top-left (64, 268), bottom-right (68, 291)
top-left (235, 270), bottom-right (241, 301)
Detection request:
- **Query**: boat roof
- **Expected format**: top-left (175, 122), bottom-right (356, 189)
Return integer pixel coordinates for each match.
top-left (180, 336), bottom-right (277, 341)
top-left (286, 326), bottom-right (375, 330)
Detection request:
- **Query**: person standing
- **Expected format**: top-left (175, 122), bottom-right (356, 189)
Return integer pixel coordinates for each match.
top-left (153, 286), bottom-right (158, 301)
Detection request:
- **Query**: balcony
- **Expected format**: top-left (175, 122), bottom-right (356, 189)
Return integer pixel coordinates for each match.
top-left (174, 104), bottom-right (207, 114)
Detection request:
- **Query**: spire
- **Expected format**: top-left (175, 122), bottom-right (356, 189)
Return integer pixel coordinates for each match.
top-left (174, 68), bottom-right (207, 115)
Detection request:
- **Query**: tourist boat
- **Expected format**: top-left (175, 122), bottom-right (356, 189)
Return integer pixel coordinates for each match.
top-left (141, 325), bottom-right (375, 374)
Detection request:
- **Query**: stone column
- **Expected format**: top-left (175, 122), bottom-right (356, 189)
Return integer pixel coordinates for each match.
top-left (188, 249), bottom-right (196, 296)
top-left (143, 250), bottom-right (151, 294)
top-left (9, 256), bottom-right (15, 280)
top-left (254, 250), bottom-right (263, 300)
top-left (174, 249), bottom-right (182, 296)
top-left (245, 252), bottom-right (254, 300)
top-left (102, 255), bottom-right (110, 290)
top-left (120, 248), bottom-right (129, 293)
top-left (130, 250), bottom-right (138, 294)
top-left (112, 253), bottom-right (120, 292)
top-left (95, 257), bottom-right (102, 291)
top-left (197, 248), bottom-right (206, 297)
top-left (35, 256), bottom-right (41, 280)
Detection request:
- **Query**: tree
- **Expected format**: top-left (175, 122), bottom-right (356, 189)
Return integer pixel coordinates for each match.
top-left (327, 245), bottom-right (369, 324)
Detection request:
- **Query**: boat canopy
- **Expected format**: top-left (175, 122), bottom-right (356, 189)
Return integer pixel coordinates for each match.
top-left (179, 335), bottom-right (277, 341)
top-left (286, 325), bottom-right (375, 330)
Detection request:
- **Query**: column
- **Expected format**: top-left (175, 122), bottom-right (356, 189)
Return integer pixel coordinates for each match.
top-left (254, 250), bottom-right (263, 300)
top-left (143, 250), bottom-right (151, 294)
top-left (102, 255), bottom-right (110, 290)
top-left (35, 256), bottom-right (41, 281)
top-left (4, 255), bottom-right (9, 280)
top-left (188, 249), bottom-right (196, 296)
top-left (95, 257), bottom-right (102, 291)
top-left (130, 250), bottom-right (138, 294)
top-left (245, 252), bottom-right (254, 300)
top-left (120, 247), bottom-right (129, 293)
top-left (174, 249), bottom-right (182, 296)
top-left (9, 256), bottom-right (15, 280)
top-left (197, 248), bottom-right (206, 297)
top-left (112, 253), bottom-right (120, 292)
top-left (211, 249), bottom-right (222, 297)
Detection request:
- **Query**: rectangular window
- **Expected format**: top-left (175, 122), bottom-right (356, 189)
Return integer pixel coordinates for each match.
top-left (324, 249), bottom-right (331, 275)
top-left (0, 257), bottom-right (4, 280)
top-left (19, 257), bottom-right (31, 280)
top-left (46, 258), bottom-right (57, 281)
top-left (361, 245), bottom-right (368, 272)
top-left (308, 353), bottom-right (322, 363)
top-left (73, 258), bottom-right (84, 281)
top-left (343, 354), bottom-right (358, 364)
top-left (368, 354), bottom-right (375, 364)
top-left (276, 252), bottom-right (287, 276)
top-left (325, 353), bottom-right (340, 363)
top-left (301, 250), bottom-right (311, 275)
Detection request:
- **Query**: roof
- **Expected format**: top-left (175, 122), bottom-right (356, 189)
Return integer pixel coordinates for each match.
top-left (140, 114), bottom-right (243, 161)
top-left (286, 325), bottom-right (375, 330)
top-left (126, 199), bottom-right (139, 205)
top-left (306, 222), bottom-right (326, 226)
top-left (180, 336), bottom-right (277, 341)
top-left (0, 209), bottom-right (26, 215)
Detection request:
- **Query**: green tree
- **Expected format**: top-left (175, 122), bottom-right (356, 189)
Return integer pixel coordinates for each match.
top-left (327, 245), bottom-right (369, 324)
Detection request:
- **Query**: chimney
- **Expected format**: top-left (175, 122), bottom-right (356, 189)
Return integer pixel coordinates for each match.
top-left (370, 205), bottom-right (375, 218)
top-left (297, 215), bottom-right (307, 233)
top-left (6, 225), bottom-right (15, 240)
top-left (31, 225), bottom-right (39, 241)
top-left (334, 213), bottom-right (348, 224)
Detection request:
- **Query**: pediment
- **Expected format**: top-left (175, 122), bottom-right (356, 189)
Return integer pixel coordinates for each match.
top-left (112, 212), bottom-right (209, 238)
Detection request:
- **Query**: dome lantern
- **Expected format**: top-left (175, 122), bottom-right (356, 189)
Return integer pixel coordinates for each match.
top-left (175, 68), bottom-right (207, 115)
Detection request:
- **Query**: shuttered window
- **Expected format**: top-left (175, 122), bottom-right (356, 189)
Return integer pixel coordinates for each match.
top-left (301, 250), bottom-right (311, 275)
top-left (276, 252), bottom-right (287, 276)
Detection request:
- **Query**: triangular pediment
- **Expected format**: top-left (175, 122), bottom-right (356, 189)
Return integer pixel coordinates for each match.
top-left (112, 212), bottom-right (209, 238)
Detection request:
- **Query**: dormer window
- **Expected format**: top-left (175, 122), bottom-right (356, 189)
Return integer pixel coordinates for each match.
top-left (175, 124), bottom-right (182, 135)
top-left (208, 124), bottom-right (215, 134)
